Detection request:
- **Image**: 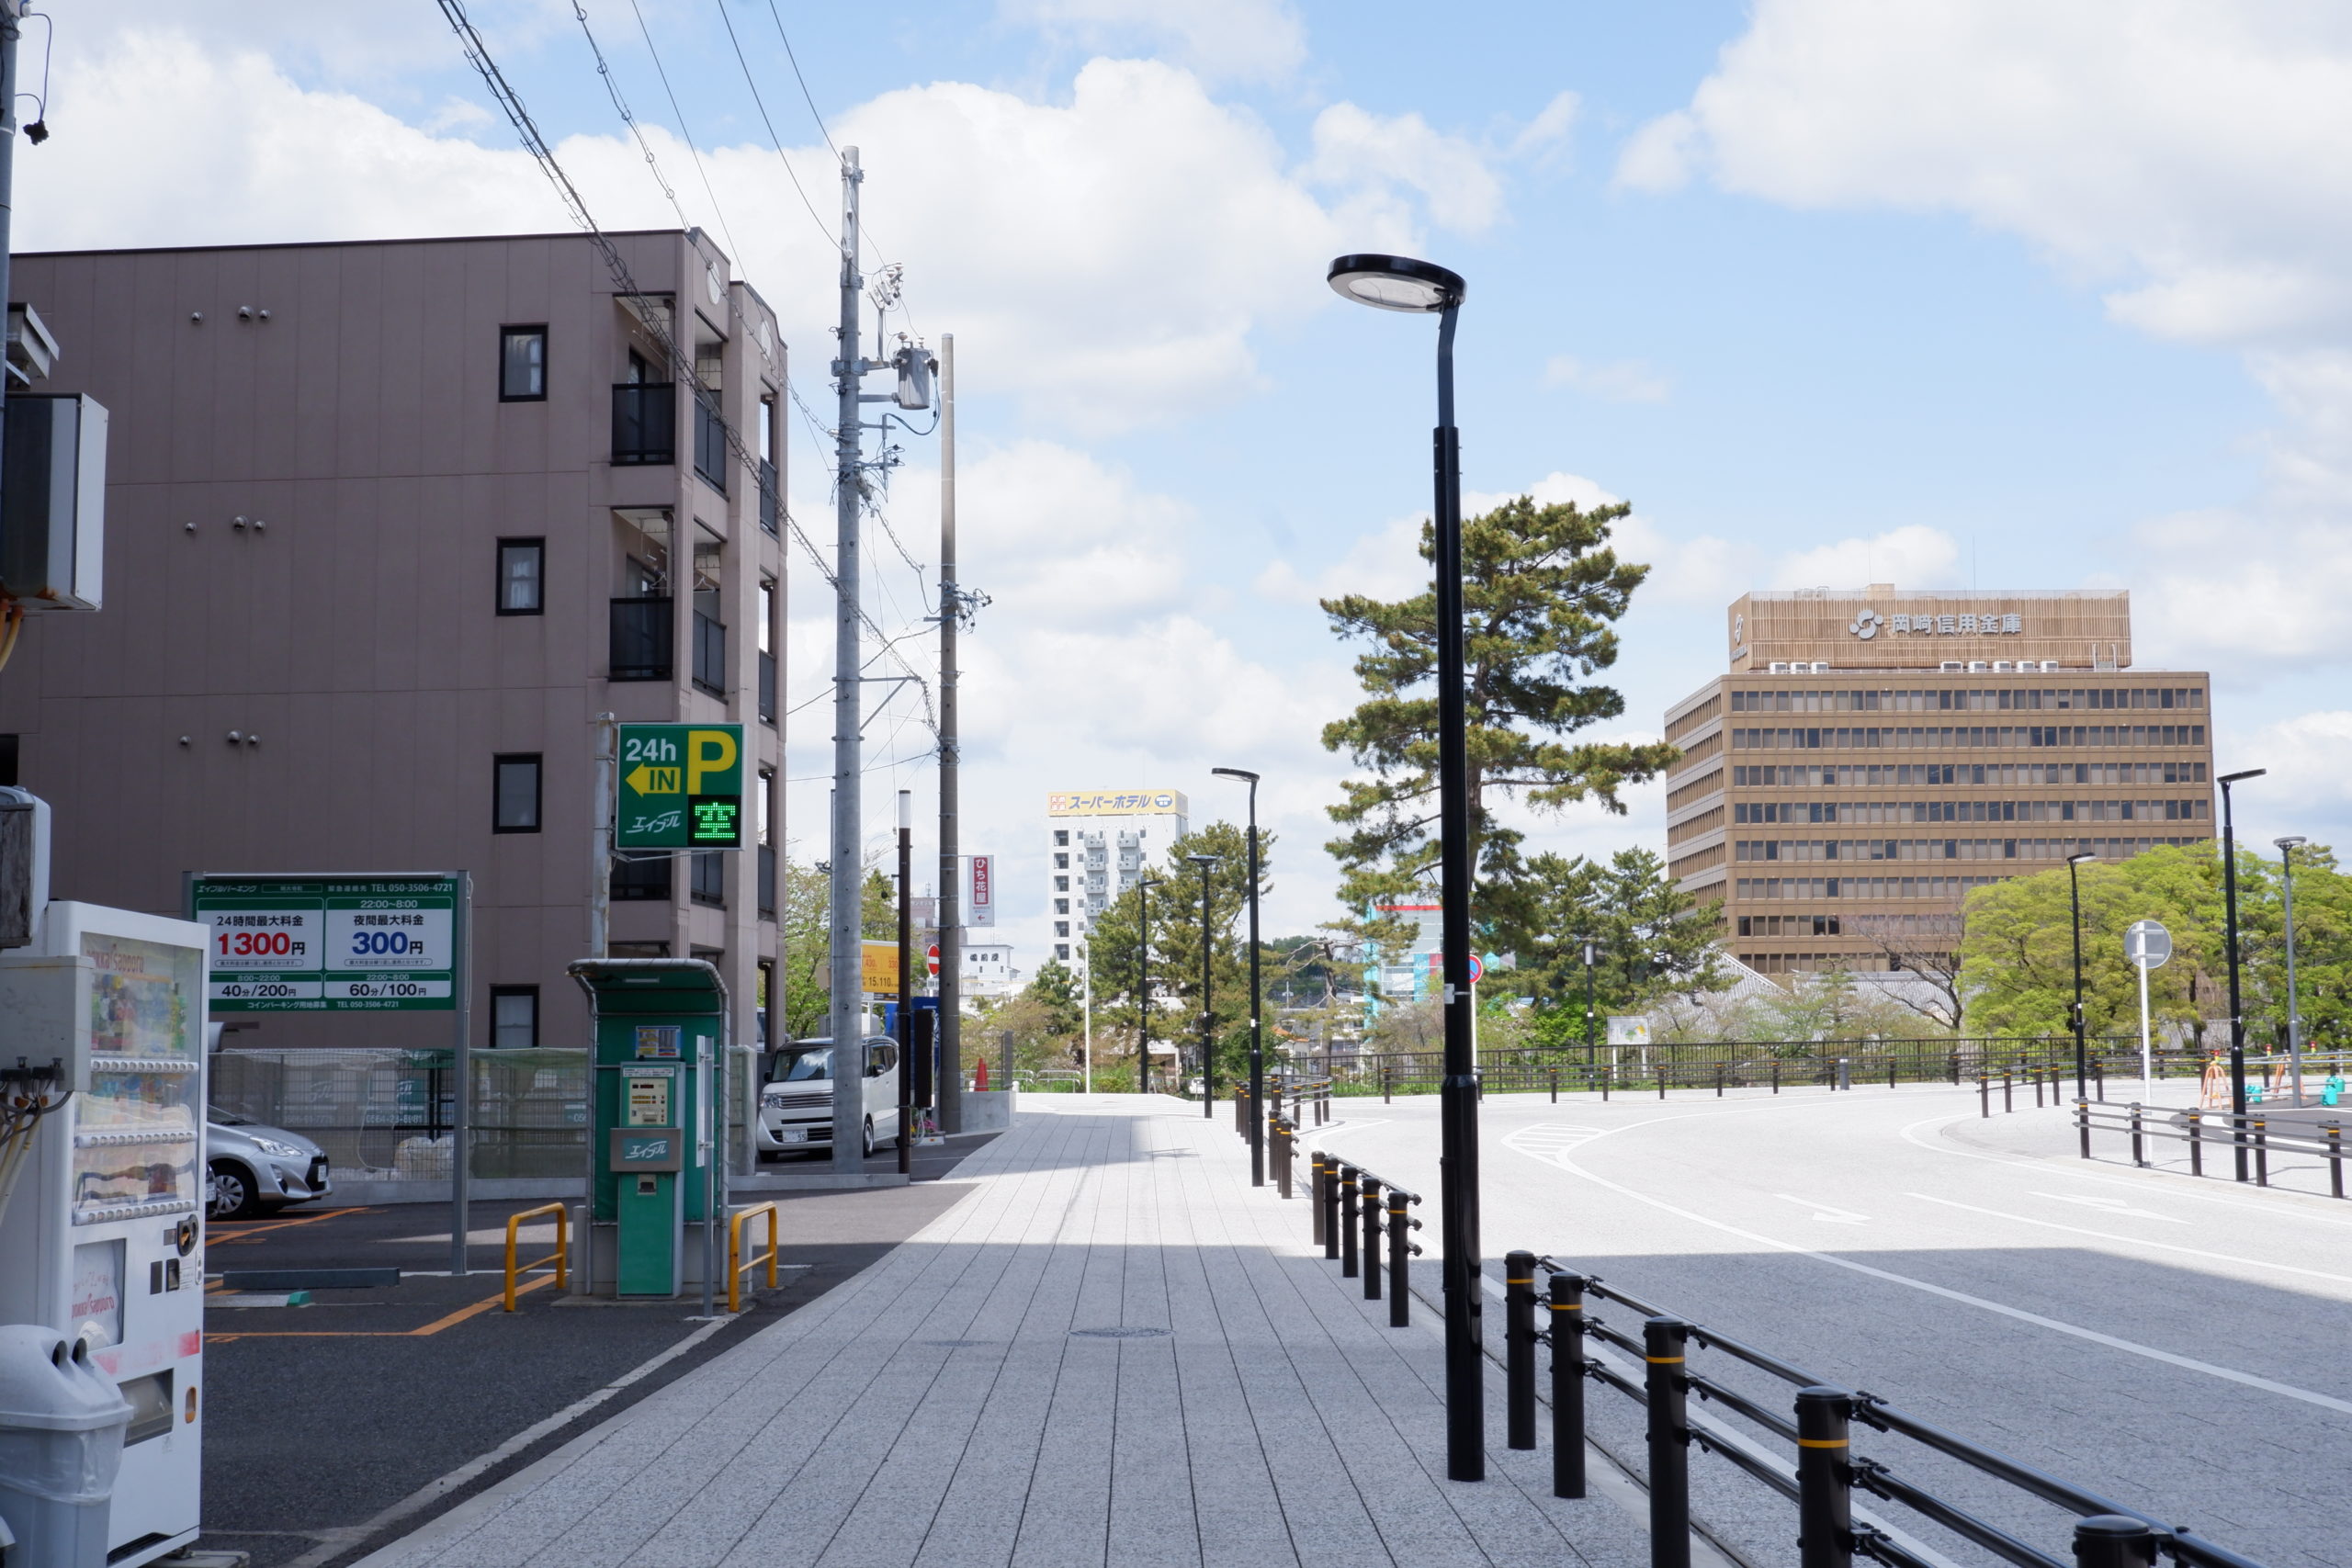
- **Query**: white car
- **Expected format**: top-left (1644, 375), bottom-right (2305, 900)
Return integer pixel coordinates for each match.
top-left (757, 1036), bottom-right (902, 1159)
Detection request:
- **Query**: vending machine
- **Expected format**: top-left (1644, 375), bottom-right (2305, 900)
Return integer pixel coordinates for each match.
top-left (0, 900), bottom-right (209, 1564)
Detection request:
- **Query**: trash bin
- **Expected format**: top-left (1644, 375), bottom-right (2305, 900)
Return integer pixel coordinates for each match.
top-left (0, 1325), bottom-right (134, 1568)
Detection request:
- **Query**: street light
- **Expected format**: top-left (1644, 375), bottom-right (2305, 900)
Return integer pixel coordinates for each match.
top-left (1188, 854), bottom-right (1222, 1118)
top-left (2218, 767), bottom-right (2265, 1180)
top-left (2065, 852), bottom-right (2096, 1100)
top-left (1136, 875), bottom-right (1163, 1095)
top-left (1211, 767), bottom-right (1265, 1185)
top-left (2277, 835), bottom-right (2308, 1106)
top-left (1328, 249), bottom-right (1485, 1483)
top-left (1580, 937), bottom-right (1599, 1067)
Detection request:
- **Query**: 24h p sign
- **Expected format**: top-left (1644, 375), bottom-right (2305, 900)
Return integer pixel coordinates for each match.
top-left (616, 724), bottom-right (744, 850)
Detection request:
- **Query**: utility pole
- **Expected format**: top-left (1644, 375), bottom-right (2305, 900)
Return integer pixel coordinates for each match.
top-left (897, 790), bottom-right (912, 1175)
top-left (589, 714), bottom-right (614, 958)
top-left (827, 147), bottom-right (866, 1173)
top-left (936, 334), bottom-right (962, 1133)
top-left (0, 3), bottom-right (22, 510)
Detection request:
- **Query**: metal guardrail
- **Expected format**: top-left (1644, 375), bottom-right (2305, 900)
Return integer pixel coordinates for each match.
top-left (728, 1201), bottom-right (782, 1313)
top-left (1503, 1252), bottom-right (2268, 1568)
top-left (502, 1202), bottom-right (569, 1312)
top-left (1289, 1151), bottom-right (1423, 1327)
top-left (2075, 1100), bottom-right (2346, 1195)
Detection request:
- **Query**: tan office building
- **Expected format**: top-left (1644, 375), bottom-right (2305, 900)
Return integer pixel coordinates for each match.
top-left (1662, 588), bottom-right (2213, 977)
top-left (0, 231), bottom-right (790, 1052)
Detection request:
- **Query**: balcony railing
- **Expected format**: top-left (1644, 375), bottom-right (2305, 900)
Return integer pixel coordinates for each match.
top-left (758, 458), bottom-right (779, 536)
top-left (690, 850), bottom-right (725, 908)
top-left (609, 855), bottom-right (672, 902)
top-left (693, 612), bottom-right (726, 696)
top-left (611, 382), bottom-right (675, 466)
top-left (758, 650), bottom-right (776, 725)
top-left (758, 844), bottom-right (777, 919)
top-left (609, 596), bottom-right (673, 682)
top-left (694, 393), bottom-right (727, 492)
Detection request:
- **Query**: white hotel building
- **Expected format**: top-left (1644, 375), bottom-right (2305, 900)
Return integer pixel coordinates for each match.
top-left (1045, 789), bottom-right (1188, 973)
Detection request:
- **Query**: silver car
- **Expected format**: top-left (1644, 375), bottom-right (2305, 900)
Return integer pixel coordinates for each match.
top-left (207, 1107), bottom-right (333, 1220)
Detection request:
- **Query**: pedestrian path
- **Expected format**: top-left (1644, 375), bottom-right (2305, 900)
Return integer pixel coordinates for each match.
top-left (358, 1097), bottom-right (1650, 1568)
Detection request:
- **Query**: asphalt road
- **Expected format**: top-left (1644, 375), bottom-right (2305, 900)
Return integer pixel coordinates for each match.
top-left (1306, 1085), bottom-right (2349, 1568)
top-left (198, 1135), bottom-right (996, 1568)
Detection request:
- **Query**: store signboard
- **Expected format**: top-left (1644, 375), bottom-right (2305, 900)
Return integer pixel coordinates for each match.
top-left (616, 724), bottom-right (743, 850)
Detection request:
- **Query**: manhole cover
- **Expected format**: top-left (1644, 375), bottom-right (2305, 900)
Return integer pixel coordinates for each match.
top-left (1069, 1326), bottom-right (1170, 1339)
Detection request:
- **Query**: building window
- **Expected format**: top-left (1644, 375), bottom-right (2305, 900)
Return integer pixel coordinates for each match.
top-left (491, 987), bottom-right (538, 1049)
top-left (611, 857), bottom-right (672, 901)
top-left (758, 580), bottom-right (777, 724)
top-left (1054, 829), bottom-right (1069, 847)
top-left (1055, 899), bottom-right (1069, 914)
top-left (501, 326), bottom-right (547, 400)
top-left (609, 940), bottom-right (670, 958)
top-left (691, 850), bottom-right (725, 907)
top-left (497, 539), bottom-right (544, 615)
top-left (1054, 876), bottom-right (1069, 891)
top-left (1055, 944), bottom-right (1070, 962)
top-left (493, 754), bottom-right (542, 833)
top-left (1054, 921), bottom-right (1069, 937)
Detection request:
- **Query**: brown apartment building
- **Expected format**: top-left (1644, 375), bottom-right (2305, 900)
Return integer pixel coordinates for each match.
top-left (0, 231), bottom-right (789, 1053)
top-left (1662, 587), bottom-right (2214, 977)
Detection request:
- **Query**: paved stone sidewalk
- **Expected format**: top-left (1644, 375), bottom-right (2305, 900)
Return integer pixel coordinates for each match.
top-left (358, 1098), bottom-right (1650, 1568)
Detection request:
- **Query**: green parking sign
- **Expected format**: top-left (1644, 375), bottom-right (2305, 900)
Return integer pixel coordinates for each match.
top-left (617, 724), bottom-right (743, 850)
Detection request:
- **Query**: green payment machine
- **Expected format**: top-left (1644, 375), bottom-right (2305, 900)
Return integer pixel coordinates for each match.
top-left (570, 959), bottom-right (727, 1300)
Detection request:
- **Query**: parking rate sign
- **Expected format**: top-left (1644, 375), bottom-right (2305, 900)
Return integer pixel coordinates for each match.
top-left (617, 724), bottom-right (744, 849)
top-left (191, 874), bottom-right (459, 1012)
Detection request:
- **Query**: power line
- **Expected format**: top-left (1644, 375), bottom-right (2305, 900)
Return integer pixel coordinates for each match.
top-left (709, 0), bottom-right (837, 251)
top-left (570, 2), bottom-right (692, 232)
top-left (763, 0), bottom-right (840, 159)
top-left (624, 0), bottom-right (745, 265)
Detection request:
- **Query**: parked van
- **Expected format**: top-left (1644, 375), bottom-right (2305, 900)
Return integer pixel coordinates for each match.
top-left (757, 1036), bottom-right (900, 1159)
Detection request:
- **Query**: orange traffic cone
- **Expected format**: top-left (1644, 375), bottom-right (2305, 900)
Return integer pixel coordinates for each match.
top-left (975, 1055), bottom-right (989, 1092)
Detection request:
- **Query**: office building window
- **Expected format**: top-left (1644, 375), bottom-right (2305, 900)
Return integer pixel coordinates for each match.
top-left (611, 857), bottom-right (671, 901)
top-left (493, 754), bottom-right (541, 832)
top-left (500, 326), bottom-right (547, 400)
top-left (1054, 920), bottom-right (1069, 937)
top-left (608, 941), bottom-right (670, 958)
top-left (1054, 899), bottom-right (1069, 914)
top-left (1054, 829), bottom-right (1069, 846)
top-left (691, 850), bottom-right (725, 907)
top-left (1055, 943), bottom-right (1070, 962)
top-left (491, 987), bottom-right (538, 1049)
top-left (497, 539), bottom-right (544, 615)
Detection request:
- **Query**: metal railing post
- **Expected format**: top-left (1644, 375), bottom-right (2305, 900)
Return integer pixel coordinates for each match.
top-left (2072, 1515), bottom-right (2159, 1568)
top-left (2188, 1110), bottom-right (2202, 1177)
top-left (1382, 1062), bottom-right (1392, 1103)
top-left (1550, 1066), bottom-right (1558, 1104)
top-left (1321, 1159), bottom-right (1341, 1258)
top-left (2129, 1103), bottom-right (2145, 1168)
top-left (1772, 1060), bottom-right (1781, 1096)
top-left (1548, 1272), bottom-right (1587, 1498)
top-left (2077, 1100), bottom-right (2091, 1159)
top-left (1310, 1154), bottom-right (1329, 1247)
top-left (2255, 1116), bottom-right (2269, 1187)
top-left (1715, 1065), bottom-right (1725, 1098)
top-left (1339, 1165), bottom-right (1360, 1277)
top-left (1645, 1317), bottom-right (1692, 1568)
top-left (1979, 1074), bottom-right (1988, 1118)
top-left (1795, 1386), bottom-right (1854, 1568)
top-left (1386, 1190), bottom-right (1413, 1326)
top-left (1361, 1177), bottom-right (1384, 1300)
top-left (2004, 1072), bottom-right (2013, 1113)
top-left (2329, 1122), bottom-right (2344, 1200)
top-left (1505, 1249), bottom-right (1537, 1450)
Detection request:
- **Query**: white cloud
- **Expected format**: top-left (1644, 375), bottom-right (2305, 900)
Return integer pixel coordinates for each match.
top-left (1510, 90), bottom-right (1581, 170)
top-left (2245, 709), bottom-right (2352, 817)
top-left (999, 0), bottom-right (1308, 85)
top-left (1543, 355), bottom-right (1670, 403)
top-left (1304, 103), bottom-right (1504, 236)
top-left (1253, 513), bottom-right (1428, 607)
top-left (1612, 1), bottom-right (2352, 671)
top-left (1769, 525), bottom-right (1961, 592)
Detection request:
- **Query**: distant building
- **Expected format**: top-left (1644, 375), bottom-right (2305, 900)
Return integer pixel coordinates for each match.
top-left (1362, 901), bottom-right (1442, 1007)
top-left (1044, 788), bottom-right (1187, 974)
top-left (962, 941), bottom-right (1021, 1003)
top-left (1664, 586), bottom-right (2214, 980)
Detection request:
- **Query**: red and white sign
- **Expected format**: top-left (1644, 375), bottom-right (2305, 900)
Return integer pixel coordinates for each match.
top-left (926, 944), bottom-right (941, 977)
top-left (965, 855), bottom-right (995, 928)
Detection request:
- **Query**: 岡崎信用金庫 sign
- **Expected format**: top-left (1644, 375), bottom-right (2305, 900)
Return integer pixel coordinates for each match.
top-left (617, 724), bottom-right (744, 850)
top-left (189, 874), bottom-right (460, 1012)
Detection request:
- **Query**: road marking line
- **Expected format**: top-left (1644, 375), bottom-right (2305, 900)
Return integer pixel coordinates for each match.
top-left (207, 1206), bottom-right (376, 1246)
top-left (1773, 1193), bottom-right (1869, 1224)
top-left (1503, 1137), bottom-right (2352, 1419)
top-left (2030, 1191), bottom-right (2188, 1224)
top-left (1896, 1111), bottom-right (2352, 1229)
top-left (205, 1272), bottom-right (556, 1340)
top-left (1905, 1192), bottom-right (2352, 1289)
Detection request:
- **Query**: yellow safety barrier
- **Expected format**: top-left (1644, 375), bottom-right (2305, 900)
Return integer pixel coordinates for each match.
top-left (728, 1201), bottom-right (782, 1314)
top-left (503, 1203), bottom-right (570, 1312)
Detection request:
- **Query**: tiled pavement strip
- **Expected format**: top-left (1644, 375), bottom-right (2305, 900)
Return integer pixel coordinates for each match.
top-left (356, 1097), bottom-right (1654, 1568)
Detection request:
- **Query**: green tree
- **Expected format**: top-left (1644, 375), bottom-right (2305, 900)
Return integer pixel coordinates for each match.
top-left (1023, 958), bottom-right (1083, 1038)
top-left (1508, 848), bottom-right (1728, 1050)
top-left (777, 854), bottom-right (831, 1039)
top-left (1319, 493), bottom-right (1679, 955)
top-left (1083, 823), bottom-right (1272, 1090)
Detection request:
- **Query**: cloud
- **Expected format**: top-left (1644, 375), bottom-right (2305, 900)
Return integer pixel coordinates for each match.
top-left (1254, 513), bottom-right (1428, 607)
top-left (1543, 355), bottom-right (1670, 402)
top-left (1769, 525), bottom-right (1961, 592)
top-left (1304, 103), bottom-right (1504, 236)
top-left (999, 0), bottom-right (1309, 84)
top-left (1510, 90), bottom-right (1581, 171)
top-left (1612, 1), bottom-right (2352, 671)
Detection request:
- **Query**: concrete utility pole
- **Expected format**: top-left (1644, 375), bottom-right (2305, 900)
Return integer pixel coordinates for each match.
top-left (588, 713), bottom-right (615, 959)
top-left (828, 148), bottom-right (866, 1172)
top-left (0, 3), bottom-right (22, 504)
top-left (936, 334), bottom-right (962, 1132)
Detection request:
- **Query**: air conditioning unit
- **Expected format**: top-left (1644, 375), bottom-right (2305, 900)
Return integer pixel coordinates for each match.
top-left (1809, 661), bottom-right (1831, 673)
top-left (0, 392), bottom-right (107, 613)
top-left (1939, 660), bottom-right (1963, 672)
top-left (1992, 660), bottom-right (2014, 672)
top-left (1967, 660), bottom-right (1989, 672)
top-left (1768, 661), bottom-right (1791, 673)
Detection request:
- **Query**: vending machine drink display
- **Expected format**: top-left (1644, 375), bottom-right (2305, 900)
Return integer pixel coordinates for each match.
top-left (0, 902), bottom-right (209, 1564)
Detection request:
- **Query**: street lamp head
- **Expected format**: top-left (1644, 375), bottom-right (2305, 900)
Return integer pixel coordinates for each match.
top-left (2219, 768), bottom-right (2267, 786)
top-left (1186, 854), bottom-right (1221, 868)
top-left (2067, 852), bottom-right (2097, 866)
top-left (1210, 766), bottom-right (1261, 784)
top-left (1327, 253), bottom-right (1465, 313)
top-left (2276, 835), bottom-right (2307, 852)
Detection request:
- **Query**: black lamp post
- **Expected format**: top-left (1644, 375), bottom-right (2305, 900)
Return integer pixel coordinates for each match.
top-left (1581, 937), bottom-right (1599, 1068)
top-left (1328, 250), bottom-right (1483, 1482)
top-left (2065, 851), bottom-right (2096, 1100)
top-left (2218, 768), bottom-right (2265, 1179)
top-left (1136, 875), bottom-right (1163, 1095)
top-left (1188, 853), bottom-right (1221, 1116)
top-left (1211, 767), bottom-right (1265, 1184)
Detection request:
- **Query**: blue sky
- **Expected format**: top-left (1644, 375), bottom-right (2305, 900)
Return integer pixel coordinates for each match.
top-left (28, 2), bottom-right (2352, 964)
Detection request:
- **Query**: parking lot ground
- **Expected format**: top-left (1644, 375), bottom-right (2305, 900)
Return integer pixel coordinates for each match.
top-left (198, 1134), bottom-right (998, 1568)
